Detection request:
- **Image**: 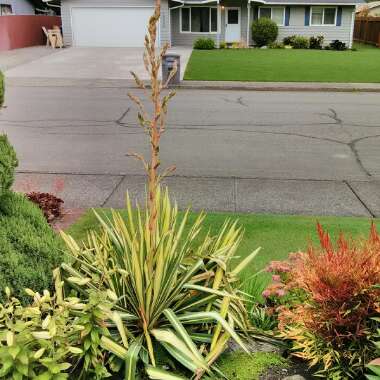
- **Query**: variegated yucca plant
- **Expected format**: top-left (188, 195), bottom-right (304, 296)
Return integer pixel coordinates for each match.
top-left (61, 189), bottom-right (260, 379)
top-left (58, 0), bottom-right (260, 378)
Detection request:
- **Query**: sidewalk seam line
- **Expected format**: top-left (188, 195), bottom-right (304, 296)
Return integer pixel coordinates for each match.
top-left (344, 180), bottom-right (375, 218)
top-left (101, 176), bottom-right (125, 207)
top-left (233, 178), bottom-right (237, 213)
top-left (15, 171), bottom-right (372, 183)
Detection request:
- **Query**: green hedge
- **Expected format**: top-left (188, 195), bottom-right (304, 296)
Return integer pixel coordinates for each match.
top-left (0, 135), bottom-right (18, 198)
top-left (0, 192), bottom-right (64, 304)
top-left (252, 18), bottom-right (278, 47)
top-left (193, 38), bottom-right (215, 50)
top-left (0, 107), bottom-right (63, 303)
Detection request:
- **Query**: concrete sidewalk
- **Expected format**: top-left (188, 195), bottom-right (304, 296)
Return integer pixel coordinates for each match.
top-left (13, 172), bottom-right (380, 217)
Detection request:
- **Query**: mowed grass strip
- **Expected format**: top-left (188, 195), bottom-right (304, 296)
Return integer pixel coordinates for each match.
top-left (66, 209), bottom-right (379, 277)
top-left (184, 43), bottom-right (380, 83)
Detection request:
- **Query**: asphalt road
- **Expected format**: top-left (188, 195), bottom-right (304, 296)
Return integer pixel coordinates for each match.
top-left (1, 85), bottom-right (380, 216)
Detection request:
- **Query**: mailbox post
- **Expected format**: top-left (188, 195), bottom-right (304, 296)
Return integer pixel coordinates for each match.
top-left (162, 54), bottom-right (181, 86)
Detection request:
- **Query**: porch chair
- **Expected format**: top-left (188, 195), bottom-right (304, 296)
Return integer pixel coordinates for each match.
top-left (42, 26), bottom-right (63, 49)
top-left (42, 26), bottom-right (55, 48)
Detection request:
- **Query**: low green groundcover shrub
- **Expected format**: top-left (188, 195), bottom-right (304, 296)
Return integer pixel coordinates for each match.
top-left (283, 35), bottom-right (297, 46)
top-left (193, 37), bottom-right (215, 50)
top-left (329, 39), bottom-right (347, 51)
top-left (210, 352), bottom-right (288, 380)
top-left (252, 18), bottom-right (278, 47)
top-left (292, 36), bottom-right (309, 49)
top-left (309, 35), bottom-right (324, 49)
top-left (0, 191), bottom-right (63, 303)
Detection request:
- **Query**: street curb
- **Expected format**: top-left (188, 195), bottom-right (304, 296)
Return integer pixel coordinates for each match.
top-left (176, 81), bottom-right (380, 93)
top-left (5, 76), bottom-right (380, 92)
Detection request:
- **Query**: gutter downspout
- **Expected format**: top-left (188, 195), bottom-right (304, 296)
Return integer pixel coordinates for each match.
top-left (41, 0), bottom-right (61, 8)
top-left (349, 8), bottom-right (355, 48)
top-left (247, 0), bottom-right (252, 46)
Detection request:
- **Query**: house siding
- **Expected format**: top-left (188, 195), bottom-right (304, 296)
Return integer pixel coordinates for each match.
top-left (1, 0), bottom-right (34, 15)
top-left (170, 2), bottom-right (355, 47)
top-left (61, 0), bottom-right (170, 46)
top-left (170, 6), bottom-right (218, 47)
top-left (275, 5), bottom-right (355, 46)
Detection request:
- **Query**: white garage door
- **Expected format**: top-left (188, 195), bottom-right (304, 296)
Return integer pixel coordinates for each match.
top-left (71, 7), bottom-right (155, 47)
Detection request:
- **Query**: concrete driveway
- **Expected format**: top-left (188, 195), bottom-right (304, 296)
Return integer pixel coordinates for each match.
top-left (0, 46), bottom-right (57, 72)
top-left (4, 47), bottom-right (192, 83)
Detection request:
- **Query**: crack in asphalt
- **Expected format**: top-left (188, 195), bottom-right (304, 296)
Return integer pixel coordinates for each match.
top-left (320, 108), bottom-right (343, 125)
top-left (222, 96), bottom-right (248, 107)
top-left (116, 107), bottom-right (131, 125)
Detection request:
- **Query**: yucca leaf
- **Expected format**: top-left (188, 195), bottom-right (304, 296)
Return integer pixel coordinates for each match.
top-left (160, 342), bottom-right (198, 372)
top-left (210, 296), bottom-right (230, 350)
top-left (163, 309), bottom-right (208, 368)
top-left (111, 311), bottom-right (129, 348)
top-left (231, 247), bottom-right (261, 277)
top-left (151, 328), bottom-right (207, 371)
top-left (177, 311), bottom-right (248, 353)
top-left (189, 332), bottom-right (213, 343)
top-left (146, 366), bottom-right (187, 380)
top-left (183, 284), bottom-right (239, 299)
top-left (125, 340), bottom-right (142, 380)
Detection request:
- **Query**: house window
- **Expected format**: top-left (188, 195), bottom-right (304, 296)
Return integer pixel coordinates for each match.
top-left (0, 4), bottom-right (13, 15)
top-left (259, 7), bottom-right (285, 26)
top-left (181, 7), bottom-right (218, 33)
top-left (310, 7), bottom-right (337, 25)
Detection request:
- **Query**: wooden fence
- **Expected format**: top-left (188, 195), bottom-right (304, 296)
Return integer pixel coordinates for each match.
top-left (354, 16), bottom-right (380, 46)
top-left (0, 15), bottom-right (61, 51)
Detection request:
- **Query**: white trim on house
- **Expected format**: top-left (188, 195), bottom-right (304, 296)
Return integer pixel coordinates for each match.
top-left (169, 2), bottom-right (185, 46)
top-left (258, 6), bottom-right (286, 26)
top-left (349, 8), bottom-right (355, 47)
top-left (310, 6), bottom-right (337, 26)
top-left (180, 5), bottom-right (219, 34)
top-left (246, 1), bottom-right (251, 44)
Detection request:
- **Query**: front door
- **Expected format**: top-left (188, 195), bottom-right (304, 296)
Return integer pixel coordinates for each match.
top-left (225, 7), bottom-right (240, 42)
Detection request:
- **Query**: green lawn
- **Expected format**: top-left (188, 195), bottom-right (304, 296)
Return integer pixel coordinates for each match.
top-left (184, 43), bottom-right (380, 83)
top-left (66, 209), bottom-right (379, 278)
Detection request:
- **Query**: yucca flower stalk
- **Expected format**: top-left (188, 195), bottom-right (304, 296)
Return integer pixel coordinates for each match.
top-left (127, 0), bottom-right (177, 245)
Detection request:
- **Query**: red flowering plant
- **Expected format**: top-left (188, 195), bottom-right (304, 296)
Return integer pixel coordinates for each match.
top-left (265, 223), bottom-right (380, 378)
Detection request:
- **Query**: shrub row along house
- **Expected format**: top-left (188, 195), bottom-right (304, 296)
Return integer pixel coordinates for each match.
top-left (61, 0), bottom-right (362, 48)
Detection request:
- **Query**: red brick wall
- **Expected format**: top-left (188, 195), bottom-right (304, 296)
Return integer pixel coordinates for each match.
top-left (0, 15), bottom-right (61, 51)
